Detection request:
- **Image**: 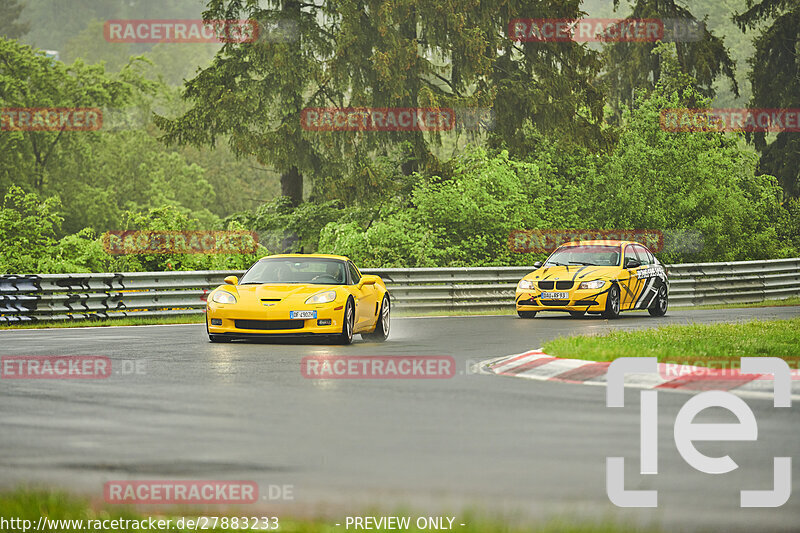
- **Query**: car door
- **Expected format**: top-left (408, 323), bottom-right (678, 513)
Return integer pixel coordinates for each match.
top-left (631, 244), bottom-right (665, 309)
top-left (619, 244), bottom-right (642, 310)
top-left (348, 261), bottom-right (377, 329)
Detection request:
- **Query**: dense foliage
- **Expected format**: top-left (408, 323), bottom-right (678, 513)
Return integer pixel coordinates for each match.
top-left (0, 0), bottom-right (797, 274)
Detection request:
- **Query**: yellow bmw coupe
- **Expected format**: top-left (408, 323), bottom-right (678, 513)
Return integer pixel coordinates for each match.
top-left (206, 254), bottom-right (390, 344)
top-left (515, 240), bottom-right (668, 319)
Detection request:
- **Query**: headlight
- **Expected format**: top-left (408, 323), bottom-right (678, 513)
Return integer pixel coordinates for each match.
top-left (579, 280), bottom-right (606, 290)
top-left (305, 290), bottom-right (337, 305)
top-left (518, 279), bottom-right (536, 290)
top-left (211, 290), bottom-right (237, 304)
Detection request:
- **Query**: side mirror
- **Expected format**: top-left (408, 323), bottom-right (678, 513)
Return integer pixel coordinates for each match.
top-left (533, 261), bottom-right (543, 268)
top-left (625, 259), bottom-right (641, 269)
top-left (224, 275), bottom-right (238, 285)
top-left (358, 275), bottom-right (378, 288)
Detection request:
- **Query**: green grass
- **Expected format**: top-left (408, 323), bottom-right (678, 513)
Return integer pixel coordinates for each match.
top-left (0, 314), bottom-right (205, 329)
top-left (1, 297), bottom-right (798, 329)
top-left (394, 308), bottom-right (516, 317)
top-left (684, 296), bottom-right (800, 310)
top-left (0, 489), bottom-right (658, 533)
top-left (543, 317), bottom-right (800, 367)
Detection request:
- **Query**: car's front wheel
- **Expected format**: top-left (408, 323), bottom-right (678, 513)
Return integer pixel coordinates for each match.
top-left (363, 294), bottom-right (390, 341)
top-left (517, 310), bottom-right (537, 318)
top-left (338, 298), bottom-right (355, 345)
top-left (602, 285), bottom-right (621, 319)
top-left (648, 285), bottom-right (668, 317)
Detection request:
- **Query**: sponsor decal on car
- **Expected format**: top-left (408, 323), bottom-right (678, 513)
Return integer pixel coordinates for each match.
top-left (635, 266), bottom-right (664, 279)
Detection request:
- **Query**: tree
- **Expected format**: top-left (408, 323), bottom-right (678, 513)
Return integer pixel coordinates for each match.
top-left (0, 186), bottom-right (61, 274)
top-left (156, 0), bottom-right (330, 206)
top-left (157, 0), bottom-right (613, 208)
top-left (0, 37), bottom-right (152, 194)
top-left (0, 0), bottom-right (29, 40)
top-left (592, 44), bottom-right (787, 262)
top-left (603, 0), bottom-right (738, 120)
top-left (734, 0), bottom-right (800, 198)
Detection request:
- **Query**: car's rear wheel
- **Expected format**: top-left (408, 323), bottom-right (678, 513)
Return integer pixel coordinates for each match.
top-left (338, 298), bottom-right (355, 345)
top-left (517, 310), bottom-right (537, 318)
top-left (648, 285), bottom-right (668, 317)
top-left (363, 294), bottom-right (390, 341)
top-left (602, 285), bottom-right (621, 319)
top-left (569, 311), bottom-right (586, 317)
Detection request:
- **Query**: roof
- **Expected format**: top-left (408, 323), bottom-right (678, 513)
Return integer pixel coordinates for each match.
top-left (558, 240), bottom-right (635, 246)
top-left (258, 253), bottom-right (350, 261)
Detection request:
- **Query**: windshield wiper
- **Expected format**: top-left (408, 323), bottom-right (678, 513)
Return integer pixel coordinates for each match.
top-left (545, 262), bottom-right (567, 266)
top-left (569, 261), bottom-right (595, 266)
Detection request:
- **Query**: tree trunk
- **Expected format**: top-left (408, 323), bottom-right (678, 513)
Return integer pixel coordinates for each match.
top-left (281, 165), bottom-right (303, 206)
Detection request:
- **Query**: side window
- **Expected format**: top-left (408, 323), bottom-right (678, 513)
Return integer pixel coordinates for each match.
top-left (633, 245), bottom-right (652, 265)
top-left (347, 262), bottom-right (361, 285)
top-left (642, 246), bottom-right (657, 265)
top-left (624, 245), bottom-right (638, 266)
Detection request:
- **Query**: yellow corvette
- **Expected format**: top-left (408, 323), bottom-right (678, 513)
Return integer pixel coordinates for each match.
top-left (515, 240), bottom-right (668, 319)
top-left (206, 254), bottom-right (390, 344)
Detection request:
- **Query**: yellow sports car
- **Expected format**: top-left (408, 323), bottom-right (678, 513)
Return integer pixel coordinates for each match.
top-left (206, 254), bottom-right (390, 344)
top-left (515, 240), bottom-right (668, 319)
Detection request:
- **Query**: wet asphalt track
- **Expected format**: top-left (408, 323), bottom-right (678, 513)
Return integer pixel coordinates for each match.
top-left (1, 307), bottom-right (799, 532)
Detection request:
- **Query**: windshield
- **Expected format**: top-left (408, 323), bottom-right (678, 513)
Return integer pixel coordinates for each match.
top-left (544, 245), bottom-right (621, 267)
top-left (239, 258), bottom-right (347, 285)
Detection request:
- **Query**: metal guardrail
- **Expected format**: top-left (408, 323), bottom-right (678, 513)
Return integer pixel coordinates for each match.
top-left (1, 258), bottom-right (799, 323)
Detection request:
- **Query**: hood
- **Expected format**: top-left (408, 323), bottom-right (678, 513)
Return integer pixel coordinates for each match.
top-left (523, 264), bottom-right (620, 282)
top-left (227, 284), bottom-right (340, 304)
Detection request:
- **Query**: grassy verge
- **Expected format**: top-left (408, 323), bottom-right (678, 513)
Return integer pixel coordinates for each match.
top-left (0, 489), bottom-right (656, 533)
top-left (543, 317), bottom-right (800, 367)
top-left (0, 314), bottom-right (205, 330)
top-left (1, 297), bottom-right (798, 329)
top-left (684, 296), bottom-right (800, 310)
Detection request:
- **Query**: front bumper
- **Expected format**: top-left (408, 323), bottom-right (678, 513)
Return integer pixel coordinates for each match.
top-left (207, 301), bottom-right (344, 336)
top-left (515, 287), bottom-right (610, 312)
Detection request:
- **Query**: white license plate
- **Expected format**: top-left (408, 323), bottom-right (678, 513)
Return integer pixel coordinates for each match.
top-left (289, 310), bottom-right (317, 320)
top-left (541, 292), bottom-right (569, 299)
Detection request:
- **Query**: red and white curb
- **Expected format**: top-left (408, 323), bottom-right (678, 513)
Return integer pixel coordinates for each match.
top-left (475, 350), bottom-right (800, 401)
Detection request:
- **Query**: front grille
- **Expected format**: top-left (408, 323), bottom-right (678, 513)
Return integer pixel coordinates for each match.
top-left (540, 299), bottom-right (571, 306)
top-left (574, 299), bottom-right (599, 306)
top-left (234, 319), bottom-right (302, 330)
top-left (556, 281), bottom-right (573, 290)
top-left (538, 281), bottom-right (554, 290)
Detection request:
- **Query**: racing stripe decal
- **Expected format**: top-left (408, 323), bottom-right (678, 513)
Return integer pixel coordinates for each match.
top-left (634, 277), bottom-right (656, 309)
top-left (641, 278), bottom-right (662, 309)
